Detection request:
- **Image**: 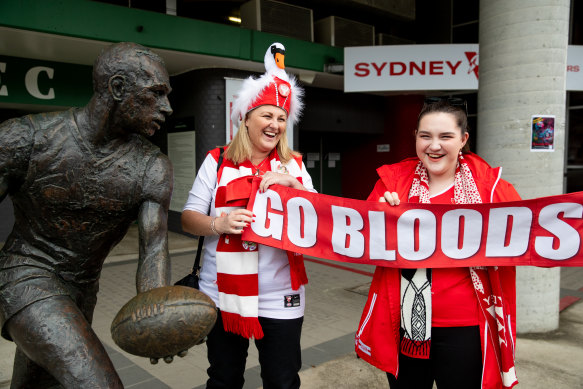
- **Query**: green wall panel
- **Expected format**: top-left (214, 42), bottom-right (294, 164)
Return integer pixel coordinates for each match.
top-left (0, 55), bottom-right (93, 107)
top-left (0, 0), bottom-right (343, 71)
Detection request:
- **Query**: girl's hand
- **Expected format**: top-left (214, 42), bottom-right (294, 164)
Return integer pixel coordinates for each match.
top-left (380, 191), bottom-right (400, 206)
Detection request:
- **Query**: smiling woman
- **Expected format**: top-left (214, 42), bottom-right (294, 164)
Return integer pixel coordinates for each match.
top-left (180, 42), bottom-right (315, 389)
top-left (355, 98), bottom-right (522, 389)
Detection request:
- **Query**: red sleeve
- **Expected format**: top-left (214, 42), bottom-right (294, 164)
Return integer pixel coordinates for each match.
top-left (492, 179), bottom-right (521, 203)
top-left (367, 179), bottom-right (388, 202)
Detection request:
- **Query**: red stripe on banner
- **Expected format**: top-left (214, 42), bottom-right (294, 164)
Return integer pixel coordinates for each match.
top-left (304, 257), bottom-right (374, 277)
top-left (217, 273), bottom-right (259, 296)
top-left (241, 178), bottom-right (583, 269)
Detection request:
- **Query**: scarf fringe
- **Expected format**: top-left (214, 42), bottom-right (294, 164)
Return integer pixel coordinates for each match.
top-left (400, 337), bottom-right (431, 359)
top-left (288, 252), bottom-right (308, 290)
top-left (221, 311), bottom-right (265, 339)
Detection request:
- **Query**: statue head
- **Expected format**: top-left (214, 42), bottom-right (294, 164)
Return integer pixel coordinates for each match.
top-left (92, 42), bottom-right (173, 137)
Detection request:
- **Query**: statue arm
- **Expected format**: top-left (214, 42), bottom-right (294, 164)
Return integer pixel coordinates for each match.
top-left (136, 200), bottom-right (170, 293)
top-left (136, 153), bottom-right (173, 293)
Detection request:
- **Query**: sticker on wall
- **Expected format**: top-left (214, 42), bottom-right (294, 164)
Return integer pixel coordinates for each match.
top-left (377, 144), bottom-right (390, 152)
top-left (531, 115), bottom-right (555, 152)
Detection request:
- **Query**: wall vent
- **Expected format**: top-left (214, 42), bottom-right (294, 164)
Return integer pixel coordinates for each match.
top-left (240, 0), bottom-right (313, 42)
top-left (376, 33), bottom-right (415, 46)
top-left (349, 0), bottom-right (415, 21)
top-left (315, 16), bottom-right (375, 47)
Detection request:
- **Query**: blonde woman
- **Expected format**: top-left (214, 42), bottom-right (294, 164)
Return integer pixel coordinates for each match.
top-left (182, 43), bottom-right (314, 389)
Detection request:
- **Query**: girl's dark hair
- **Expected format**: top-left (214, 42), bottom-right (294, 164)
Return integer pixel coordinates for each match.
top-left (417, 98), bottom-right (470, 151)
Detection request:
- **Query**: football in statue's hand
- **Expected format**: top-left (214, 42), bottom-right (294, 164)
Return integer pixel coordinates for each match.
top-left (111, 286), bottom-right (217, 359)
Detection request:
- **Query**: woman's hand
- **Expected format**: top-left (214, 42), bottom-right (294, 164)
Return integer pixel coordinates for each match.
top-left (259, 171), bottom-right (306, 193)
top-left (380, 191), bottom-right (400, 206)
top-left (215, 209), bottom-right (254, 235)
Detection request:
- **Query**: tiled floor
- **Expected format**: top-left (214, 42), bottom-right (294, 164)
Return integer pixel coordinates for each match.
top-left (91, 251), bottom-right (374, 389)
top-left (93, 252), bottom-right (583, 389)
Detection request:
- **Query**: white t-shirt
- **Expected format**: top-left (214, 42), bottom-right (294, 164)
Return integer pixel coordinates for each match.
top-left (183, 152), bottom-right (316, 319)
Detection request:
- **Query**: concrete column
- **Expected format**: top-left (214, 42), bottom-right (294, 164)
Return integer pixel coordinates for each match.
top-left (477, 1), bottom-right (570, 333)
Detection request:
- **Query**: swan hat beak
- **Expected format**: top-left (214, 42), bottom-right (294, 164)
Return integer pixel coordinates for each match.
top-left (271, 44), bottom-right (286, 69)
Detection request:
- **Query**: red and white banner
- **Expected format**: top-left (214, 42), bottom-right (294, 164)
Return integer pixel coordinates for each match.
top-left (241, 179), bottom-right (583, 268)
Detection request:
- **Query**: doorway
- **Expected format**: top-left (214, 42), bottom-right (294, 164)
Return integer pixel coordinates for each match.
top-left (299, 132), bottom-right (347, 197)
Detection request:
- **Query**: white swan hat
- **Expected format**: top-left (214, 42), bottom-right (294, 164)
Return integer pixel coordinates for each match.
top-left (230, 42), bottom-right (304, 128)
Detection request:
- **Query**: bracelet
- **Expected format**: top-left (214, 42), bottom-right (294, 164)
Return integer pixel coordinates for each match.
top-left (210, 217), bottom-right (219, 235)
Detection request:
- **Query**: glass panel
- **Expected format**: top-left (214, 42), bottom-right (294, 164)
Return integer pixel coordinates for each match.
top-left (452, 22), bottom-right (479, 43)
top-left (567, 107), bottom-right (583, 166)
top-left (571, 0), bottom-right (583, 44)
top-left (569, 91), bottom-right (583, 107)
top-left (566, 169), bottom-right (583, 193)
top-left (453, 0), bottom-right (479, 25)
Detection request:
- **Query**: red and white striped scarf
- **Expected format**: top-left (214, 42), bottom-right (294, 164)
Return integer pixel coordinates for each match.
top-left (404, 155), bottom-right (517, 387)
top-left (213, 148), bottom-right (308, 339)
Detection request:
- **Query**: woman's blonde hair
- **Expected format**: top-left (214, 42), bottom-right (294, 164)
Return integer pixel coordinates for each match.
top-left (224, 109), bottom-right (300, 165)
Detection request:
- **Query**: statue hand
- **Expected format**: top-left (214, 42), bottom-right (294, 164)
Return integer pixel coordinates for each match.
top-left (149, 349), bottom-right (189, 364)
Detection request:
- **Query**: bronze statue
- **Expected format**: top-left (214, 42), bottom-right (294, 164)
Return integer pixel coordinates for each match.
top-left (0, 42), bottom-right (173, 388)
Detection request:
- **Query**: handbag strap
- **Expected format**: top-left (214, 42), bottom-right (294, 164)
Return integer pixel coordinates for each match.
top-left (192, 147), bottom-right (224, 272)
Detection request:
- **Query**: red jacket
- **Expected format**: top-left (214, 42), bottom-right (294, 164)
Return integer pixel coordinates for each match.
top-left (355, 153), bottom-right (521, 389)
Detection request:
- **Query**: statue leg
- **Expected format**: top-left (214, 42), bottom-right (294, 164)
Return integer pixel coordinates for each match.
top-left (5, 295), bottom-right (123, 389)
top-left (11, 348), bottom-right (62, 389)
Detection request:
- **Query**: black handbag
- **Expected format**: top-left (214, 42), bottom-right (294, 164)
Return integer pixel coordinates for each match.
top-left (174, 237), bottom-right (204, 288)
top-left (175, 147), bottom-right (224, 289)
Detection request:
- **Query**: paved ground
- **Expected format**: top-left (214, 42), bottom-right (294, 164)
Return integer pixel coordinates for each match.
top-left (0, 226), bottom-right (582, 388)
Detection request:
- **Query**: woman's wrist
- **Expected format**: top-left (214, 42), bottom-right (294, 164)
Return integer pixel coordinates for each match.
top-left (292, 178), bottom-right (306, 191)
top-left (210, 216), bottom-right (220, 235)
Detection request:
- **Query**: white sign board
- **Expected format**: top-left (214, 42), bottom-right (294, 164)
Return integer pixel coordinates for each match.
top-left (345, 44), bottom-right (479, 92)
top-left (345, 44), bottom-right (583, 92)
top-left (567, 45), bottom-right (583, 91)
top-left (167, 131), bottom-right (196, 212)
top-left (225, 77), bottom-right (244, 143)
